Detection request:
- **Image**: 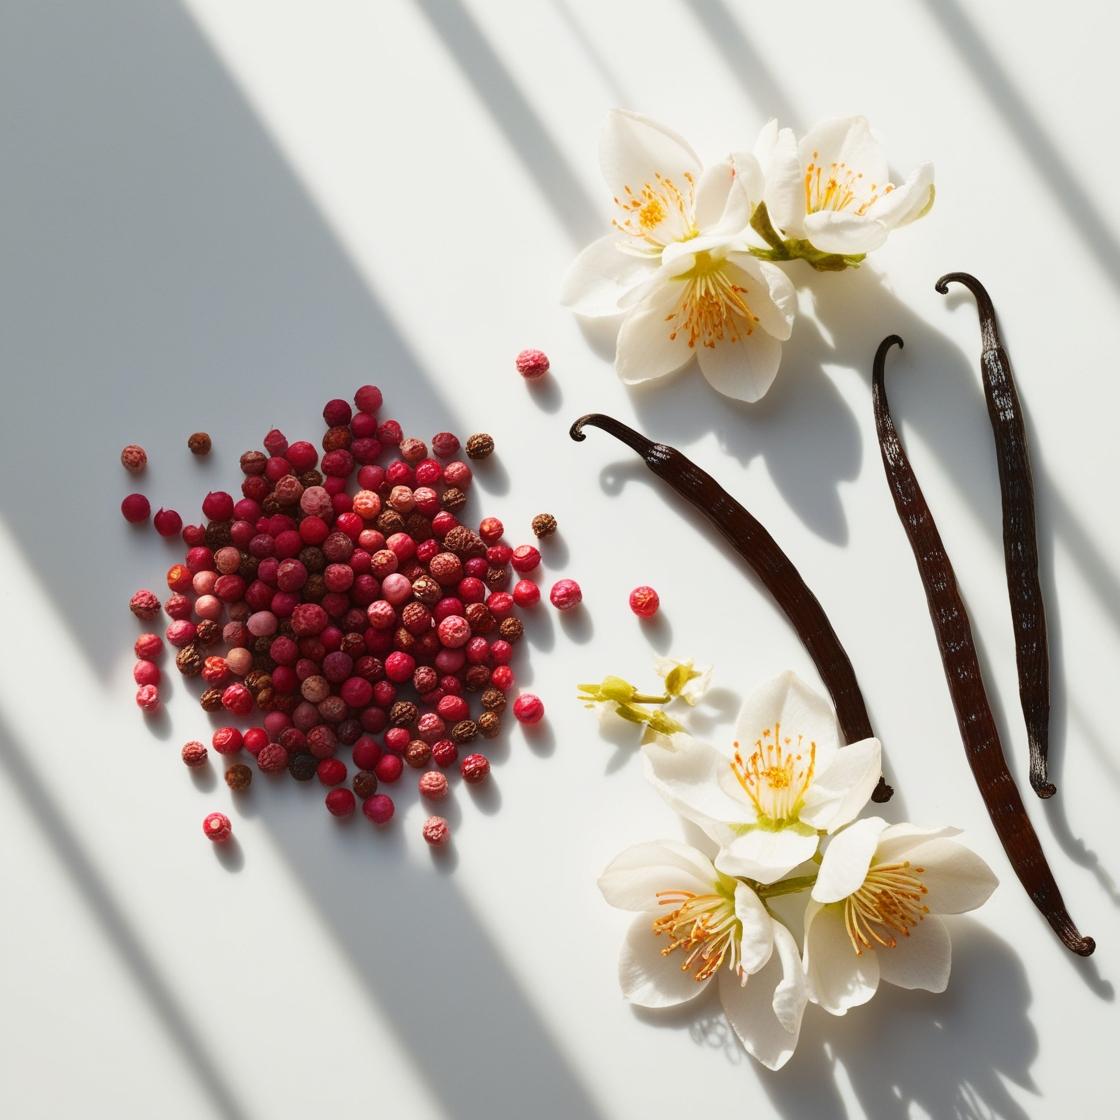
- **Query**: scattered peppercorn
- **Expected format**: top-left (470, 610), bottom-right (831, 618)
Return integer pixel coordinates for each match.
top-left (188, 432), bottom-right (212, 456)
top-left (203, 812), bottom-right (232, 842)
top-left (199, 686), bottom-right (224, 712)
top-left (129, 589), bottom-right (161, 620)
top-left (175, 644), bottom-right (204, 677)
top-left (498, 617), bottom-right (523, 643)
top-left (352, 770), bottom-right (378, 799)
top-left (418, 770), bottom-right (448, 800)
top-left (515, 348), bottom-right (550, 379)
top-left (531, 512), bottom-right (557, 538)
top-left (513, 693), bottom-right (544, 725)
top-left (154, 508), bottom-right (183, 537)
top-left (121, 444), bottom-right (148, 474)
top-left (549, 578), bottom-right (582, 611)
top-left (459, 753), bottom-right (490, 783)
top-left (225, 763), bottom-right (252, 791)
top-left (256, 742), bottom-right (289, 773)
top-left (288, 753), bottom-right (318, 781)
top-left (121, 493), bottom-right (151, 523)
top-left (363, 794), bottom-right (395, 825)
top-left (629, 586), bottom-right (660, 618)
top-left (181, 741), bottom-right (208, 767)
top-left (465, 433), bottom-right (494, 460)
top-left (326, 788), bottom-right (356, 816)
top-left (422, 815), bottom-right (450, 845)
top-left (477, 711), bottom-right (501, 738)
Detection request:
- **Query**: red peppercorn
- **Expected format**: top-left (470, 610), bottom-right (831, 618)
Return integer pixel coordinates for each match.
top-left (317, 758), bottom-right (347, 786)
top-left (550, 578), bottom-right (582, 611)
top-left (460, 753), bottom-right (490, 783)
top-left (153, 508), bottom-right (183, 537)
top-left (134, 632), bottom-right (162, 660)
top-left (166, 619), bottom-right (197, 648)
top-left (166, 564), bottom-right (193, 593)
top-left (182, 523), bottom-right (206, 546)
top-left (323, 398), bottom-right (353, 427)
top-left (221, 682), bottom-right (253, 717)
top-left (326, 788), bottom-right (356, 816)
top-left (443, 460), bottom-right (472, 488)
top-left (510, 545), bottom-right (541, 574)
top-left (355, 384), bottom-right (383, 413)
top-left (181, 741), bottom-right (208, 767)
top-left (431, 431), bottom-right (459, 457)
top-left (121, 444), bottom-right (147, 473)
top-left (256, 742), bottom-right (289, 773)
top-left (490, 665), bottom-right (514, 692)
top-left (121, 493), bottom-right (151, 523)
top-left (478, 516), bottom-right (504, 544)
top-left (203, 812), bottom-right (232, 842)
top-left (422, 815), bottom-right (450, 845)
top-left (512, 579), bottom-right (540, 608)
top-left (202, 491), bottom-right (235, 521)
top-left (133, 660), bottom-right (160, 686)
top-left (243, 727), bottom-right (269, 756)
top-left (515, 348), bottom-right (550, 379)
top-left (419, 770), bottom-right (449, 800)
top-left (513, 693), bottom-right (545, 724)
top-left (431, 739), bottom-right (458, 767)
top-left (363, 793), bottom-right (395, 824)
top-left (375, 753), bottom-right (403, 784)
top-left (629, 585), bottom-right (660, 618)
top-left (264, 429), bottom-right (289, 457)
top-left (129, 589), bottom-right (161, 619)
top-left (135, 684), bottom-right (160, 712)
top-left (352, 736), bottom-right (382, 770)
top-left (212, 726), bottom-right (243, 755)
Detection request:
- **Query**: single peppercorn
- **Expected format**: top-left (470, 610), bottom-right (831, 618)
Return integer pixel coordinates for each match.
top-left (288, 752), bottom-right (318, 781)
top-left (480, 687), bottom-right (507, 713)
top-left (531, 512), bottom-right (557, 538)
top-left (203, 812), bottom-right (232, 843)
top-left (225, 764), bottom-right (252, 791)
top-left (199, 686), bottom-right (224, 712)
top-left (188, 432), bottom-right (212, 456)
top-left (175, 644), bottom-right (203, 677)
top-left (389, 700), bottom-right (419, 728)
top-left (550, 578), bottom-right (582, 611)
top-left (450, 719), bottom-right (478, 744)
top-left (352, 770), bottom-right (378, 799)
top-left (419, 770), bottom-right (448, 800)
top-left (363, 794), bottom-right (395, 825)
top-left (257, 742), bottom-right (289, 773)
top-left (464, 665), bottom-right (490, 692)
top-left (121, 444), bottom-right (147, 474)
top-left (181, 741), bottom-right (208, 768)
top-left (195, 619), bottom-right (221, 646)
top-left (404, 739), bottom-right (432, 768)
top-left (477, 710), bottom-right (501, 738)
top-left (422, 815), bottom-right (451, 846)
top-left (465, 433), bottom-right (494, 460)
top-left (498, 616), bottom-right (523, 643)
top-left (121, 492), bottom-right (150, 523)
top-left (459, 753), bottom-right (490, 783)
top-left (441, 487), bottom-right (467, 512)
top-left (129, 589), bottom-right (161, 620)
top-left (629, 585), bottom-right (660, 618)
top-left (325, 788), bottom-right (356, 817)
top-left (465, 602), bottom-right (495, 634)
top-left (240, 450), bottom-right (267, 475)
top-left (513, 693), bottom-right (545, 725)
top-left (431, 739), bottom-right (458, 768)
top-left (515, 348), bottom-right (550, 379)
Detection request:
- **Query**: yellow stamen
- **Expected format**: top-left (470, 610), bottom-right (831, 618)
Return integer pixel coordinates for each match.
top-left (803, 150), bottom-right (894, 217)
top-left (652, 890), bottom-right (741, 982)
top-left (664, 252), bottom-right (760, 350)
top-left (730, 722), bottom-right (816, 825)
top-left (843, 860), bottom-right (929, 955)
top-left (612, 170), bottom-right (696, 248)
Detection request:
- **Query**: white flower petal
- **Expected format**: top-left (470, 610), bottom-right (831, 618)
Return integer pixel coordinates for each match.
top-left (718, 920), bottom-right (805, 1070)
top-left (614, 284), bottom-right (695, 385)
top-left (693, 159), bottom-right (736, 232)
top-left (695, 322), bottom-right (784, 403)
top-left (560, 235), bottom-right (657, 318)
top-left (898, 838), bottom-right (999, 916)
top-left (733, 671), bottom-right (841, 773)
top-left (875, 914), bottom-right (952, 993)
top-left (802, 210), bottom-right (889, 255)
top-left (758, 124), bottom-right (803, 235)
top-left (812, 817), bottom-right (889, 903)
top-left (620, 912), bottom-right (711, 1008)
top-left (803, 900), bottom-right (880, 1015)
top-left (725, 255), bottom-right (797, 341)
top-left (799, 116), bottom-right (888, 191)
top-left (725, 151), bottom-right (765, 227)
top-left (734, 881), bottom-right (775, 975)
top-left (641, 736), bottom-right (751, 828)
top-left (715, 825), bottom-right (820, 885)
top-left (799, 737), bottom-right (883, 832)
top-left (865, 162), bottom-right (935, 230)
top-left (598, 840), bottom-right (718, 912)
top-left (681, 665), bottom-right (713, 706)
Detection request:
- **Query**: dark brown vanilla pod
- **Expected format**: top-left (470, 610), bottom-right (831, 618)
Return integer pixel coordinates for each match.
top-left (569, 412), bottom-right (892, 802)
top-left (872, 337), bottom-right (1093, 955)
top-left (936, 272), bottom-right (1053, 798)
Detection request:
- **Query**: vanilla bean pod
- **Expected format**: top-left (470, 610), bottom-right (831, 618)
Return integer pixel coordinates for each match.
top-left (872, 336), bottom-right (1092, 955)
top-left (936, 272), bottom-right (1053, 797)
top-left (569, 412), bottom-right (891, 801)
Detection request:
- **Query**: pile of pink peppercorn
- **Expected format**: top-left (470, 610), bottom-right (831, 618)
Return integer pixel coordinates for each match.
top-left (125, 384), bottom-right (568, 847)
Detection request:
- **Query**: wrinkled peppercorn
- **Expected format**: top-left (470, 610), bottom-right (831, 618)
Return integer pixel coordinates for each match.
top-left (322, 425), bottom-right (352, 452)
top-left (441, 487), bottom-right (467, 512)
top-left (465, 602), bottom-right (495, 634)
top-left (450, 719), bottom-right (478, 744)
top-left (464, 665), bottom-right (491, 692)
top-left (176, 644), bottom-right (203, 677)
top-left (481, 687), bottom-right (507, 713)
top-left (390, 700), bottom-right (419, 728)
top-left (299, 546), bottom-right (326, 574)
top-left (288, 753), bottom-right (318, 781)
top-left (444, 526), bottom-right (486, 558)
top-left (225, 763), bottom-right (252, 791)
top-left (465, 433), bottom-right (494, 460)
top-left (299, 468), bottom-right (324, 488)
top-left (188, 432), bottom-right (212, 456)
top-left (478, 711), bottom-right (501, 739)
top-left (531, 512), bottom-right (557, 538)
top-left (353, 770), bottom-right (378, 799)
top-left (405, 512), bottom-right (433, 541)
top-left (376, 510), bottom-right (405, 535)
top-left (410, 574), bottom-right (441, 605)
top-left (241, 450), bottom-right (267, 475)
top-left (205, 520), bottom-right (233, 549)
top-left (238, 555), bottom-right (259, 581)
top-left (261, 494), bottom-right (283, 516)
top-left (302, 574), bottom-right (326, 602)
top-left (404, 739), bottom-right (432, 768)
top-left (200, 686), bottom-right (224, 712)
top-left (412, 665), bottom-right (438, 694)
top-left (192, 619), bottom-right (219, 646)
top-left (498, 616), bottom-right (523, 643)
top-left (485, 567), bottom-right (510, 590)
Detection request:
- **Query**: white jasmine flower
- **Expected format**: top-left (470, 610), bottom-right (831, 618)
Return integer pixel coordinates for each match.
top-left (642, 672), bottom-right (882, 883)
top-left (599, 839), bottom-right (807, 1069)
top-left (803, 817), bottom-right (997, 1015)
top-left (561, 110), bottom-right (796, 402)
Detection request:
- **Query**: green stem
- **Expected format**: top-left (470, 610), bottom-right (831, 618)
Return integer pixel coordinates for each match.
top-left (630, 692), bottom-right (672, 705)
top-left (757, 873), bottom-right (818, 899)
top-left (749, 202), bottom-right (790, 256)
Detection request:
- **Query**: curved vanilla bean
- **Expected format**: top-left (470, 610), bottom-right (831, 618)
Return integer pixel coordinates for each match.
top-left (569, 412), bottom-right (892, 802)
top-left (936, 272), bottom-right (1053, 798)
top-left (873, 337), bottom-right (1093, 955)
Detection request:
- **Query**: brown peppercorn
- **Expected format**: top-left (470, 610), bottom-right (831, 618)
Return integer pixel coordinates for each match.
top-left (465, 602), bottom-right (495, 634)
top-left (337, 719), bottom-right (362, 745)
top-left (273, 693), bottom-right (298, 715)
top-left (339, 632), bottom-right (365, 658)
top-left (299, 468), bottom-right (324, 488)
top-left (376, 509), bottom-right (405, 535)
top-left (531, 512), bottom-right (557, 538)
top-left (188, 431), bottom-right (212, 456)
top-left (225, 763), bottom-right (252, 791)
top-left (322, 425), bottom-right (352, 452)
top-left (195, 619), bottom-right (221, 646)
top-left (450, 719), bottom-right (479, 744)
top-left (205, 520), bottom-right (233, 549)
top-left (401, 601), bottom-right (432, 634)
top-left (485, 566), bottom-right (511, 591)
top-left (255, 687), bottom-right (276, 711)
top-left (393, 628), bottom-right (418, 656)
top-left (404, 512), bottom-right (433, 542)
top-left (465, 432), bottom-right (494, 460)
top-left (411, 574), bottom-right (441, 605)
top-left (261, 493), bottom-right (283, 516)
top-left (273, 476), bottom-right (303, 506)
top-left (477, 711), bottom-right (501, 739)
top-left (413, 665), bottom-right (438, 694)
top-left (302, 574), bottom-right (326, 602)
top-left (318, 695), bottom-right (348, 724)
top-left (299, 546), bottom-right (326, 574)
top-left (481, 687), bottom-right (507, 713)
top-left (249, 637), bottom-right (271, 659)
top-left (199, 686), bottom-right (224, 712)
top-left (288, 753), bottom-right (317, 781)
top-left (443, 525), bottom-right (486, 558)
top-left (353, 770), bottom-right (378, 799)
top-left (441, 486), bottom-right (467, 512)
top-left (390, 700), bottom-right (419, 728)
top-left (240, 450), bottom-right (268, 476)
top-left (498, 616), bottom-right (524, 643)
top-left (175, 643), bottom-right (203, 677)
top-left (404, 739), bottom-right (432, 768)
top-left (464, 665), bottom-right (491, 692)
top-left (238, 554), bottom-right (260, 582)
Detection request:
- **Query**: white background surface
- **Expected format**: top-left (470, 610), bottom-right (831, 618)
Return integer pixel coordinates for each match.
top-left (1, 2), bottom-right (1118, 1117)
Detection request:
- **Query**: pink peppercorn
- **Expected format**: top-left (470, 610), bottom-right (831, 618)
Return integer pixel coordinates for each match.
top-left (181, 741), bottom-right (208, 767)
top-left (431, 431), bottom-right (459, 457)
top-left (629, 585), bottom-right (660, 617)
top-left (510, 545), bottom-right (540, 574)
top-left (487, 592), bottom-right (514, 619)
top-left (384, 651), bottom-right (415, 683)
top-left (121, 444), bottom-right (147, 473)
top-left (437, 615), bottom-right (470, 649)
top-left (256, 743), bottom-right (289, 773)
top-left (478, 517), bottom-right (504, 544)
top-left (443, 460), bottom-right (472, 488)
top-left (550, 578), bottom-right (582, 611)
top-left (422, 815), bottom-right (450, 846)
top-left (243, 727), bottom-right (268, 756)
top-left (212, 726), bottom-right (243, 755)
top-left (203, 812), bottom-right (232, 842)
top-left (355, 384), bottom-right (383, 413)
top-left (182, 524), bottom-right (206, 546)
top-left (363, 793), bottom-right (395, 824)
top-left (201, 491), bottom-right (234, 521)
top-left (384, 726), bottom-right (410, 753)
top-left (353, 736), bottom-right (383, 770)
top-left (134, 632), bottom-right (162, 659)
top-left (513, 693), bottom-right (545, 724)
top-left (121, 493), bottom-right (151, 524)
top-left (317, 758), bottom-right (348, 786)
top-left (431, 739), bottom-right (458, 767)
top-left (323, 398), bottom-right (353, 427)
top-left (512, 580), bottom-right (540, 608)
top-left (164, 593), bottom-right (191, 620)
top-left (516, 348), bottom-right (550, 379)
top-left (221, 682), bottom-right (253, 717)
top-left (375, 754), bottom-right (403, 784)
top-left (129, 589), bottom-right (161, 619)
top-left (460, 753), bottom-right (490, 783)
top-left (419, 770), bottom-right (449, 800)
top-left (263, 429), bottom-right (288, 457)
top-left (135, 684), bottom-right (160, 713)
top-left (133, 660), bottom-right (160, 687)
top-left (165, 619), bottom-right (197, 648)
top-left (326, 788), bottom-right (356, 817)
top-left (490, 665), bottom-right (514, 692)
top-left (153, 508), bottom-right (182, 537)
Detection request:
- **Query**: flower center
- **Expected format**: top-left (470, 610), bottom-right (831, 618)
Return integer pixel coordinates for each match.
top-left (612, 171), bottom-right (695, 247)
top-left (730, 722), bottom-right (815, 825)
top-left (843, 860), bottom-right (929, 955)
top-left (804, 152), bottom-right (893, 217)
top-left (664, 252), bottom-right (759, 350)
top-left (652, 889), bottom-right (741, 982)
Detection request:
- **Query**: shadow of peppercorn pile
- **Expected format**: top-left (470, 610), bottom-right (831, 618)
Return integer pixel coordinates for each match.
top-left (0, 4), bottom-right (604, 1120)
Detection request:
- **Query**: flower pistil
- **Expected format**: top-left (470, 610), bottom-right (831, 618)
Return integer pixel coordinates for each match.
top-left (652, 889), bottom-right (742, 982)
top-left (843, 860), bottom-right (929, 955)
top-left (730, 722), bottom-right (816, 825)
